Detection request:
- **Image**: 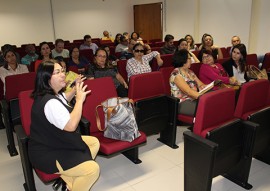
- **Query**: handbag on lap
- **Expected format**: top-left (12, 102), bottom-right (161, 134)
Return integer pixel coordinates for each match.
top-left (96, 97), bottom-right (141, 142)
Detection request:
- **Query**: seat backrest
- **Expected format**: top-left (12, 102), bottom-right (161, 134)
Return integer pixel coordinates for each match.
top-left (159, 67), bottom-right (174, 95)
top-left (151, 53), bottom-right (173, 71)
top-left (192, 50), bottom-right (200, 58)
top-left (0, 79), bottom-right (4, 100)
top-left (216, 57), bottom-right (230, 65)
top-left (154, 41), bottom-right (165, 47)
top-left (220, 47), bottom-right (230, 58)
top-left (262, 52), bottom-right (270, 71)
top-left (190, 62), bottom-right (202, 77)
top-left (82, 78), bottom-right (117, 133)
top-left (194, 88), bottom-right (236, 137)
top-left (149, 39), bottom-right (162, 44)
top-left (116, 59), bottom-right (128, 83)
top-left (128, 71), bottom-right (166, 102)
top-left (18, 90), bottom-right (33, 136)
top-left (79, 49), bottom-right (93, 62)
top-left (5, 72), bottom-right (36, 101)
top-left (246, 54), bottom-right (259, 67)
top-left (234, 79), bottom-right (270, 119)
top-left (68, 66), bottom-right (79, 73)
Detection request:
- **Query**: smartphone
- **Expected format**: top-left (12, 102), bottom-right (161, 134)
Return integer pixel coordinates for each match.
top-left (70, 80), bottom-right (76, 88)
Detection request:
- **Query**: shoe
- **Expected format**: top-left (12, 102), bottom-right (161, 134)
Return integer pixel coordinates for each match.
top-left (61, 182), bottom-right (70, 191)
top-left (52, 178), bottom-right (63, 191)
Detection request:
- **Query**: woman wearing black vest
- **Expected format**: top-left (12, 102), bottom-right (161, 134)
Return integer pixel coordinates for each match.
top-left (28, 60), bottom-right (100, 191)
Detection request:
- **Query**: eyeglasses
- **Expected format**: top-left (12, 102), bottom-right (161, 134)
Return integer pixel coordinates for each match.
top-left (134, 49), bottom-right (144, 53)
top-left (53, 68), bottom-right (65, 75)
top-left (96, 55), bottom-right (107, 59)
top-left (202, 54), bottom-right (212, 60)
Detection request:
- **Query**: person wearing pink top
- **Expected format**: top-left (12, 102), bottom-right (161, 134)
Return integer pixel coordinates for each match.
top-left (199, 49), bottom-right (238, 85)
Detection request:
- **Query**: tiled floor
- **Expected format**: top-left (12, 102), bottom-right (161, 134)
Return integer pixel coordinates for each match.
top-left (0, 127), bottom-right (269, 191)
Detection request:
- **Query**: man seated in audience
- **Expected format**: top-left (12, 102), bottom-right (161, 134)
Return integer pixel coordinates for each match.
top-left (52, 39), bottom-right (69, 58)
top-left (229, 35), bottom-right (241, 54)
top-left (21, 44), bottom-right (38, 65)
top-left (79, 34), bottom-right (99, 54)
top-left (161, 34), bottom-right (176, 55)
top-left (115, 36), bottom-right (129, 53)
top-left (101, 30), bottom-right (114, 42)
top-left (120, 39), bottom-right (136, 60)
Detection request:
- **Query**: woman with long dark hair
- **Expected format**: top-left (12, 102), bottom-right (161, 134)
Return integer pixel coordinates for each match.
top-left (29, 60), bottom-right (100, 191)
top-left (222, 43), bottom-right (249, 84)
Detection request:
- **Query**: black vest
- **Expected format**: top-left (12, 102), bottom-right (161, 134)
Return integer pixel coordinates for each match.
top-left (28, 93), bottom-right (92, 173)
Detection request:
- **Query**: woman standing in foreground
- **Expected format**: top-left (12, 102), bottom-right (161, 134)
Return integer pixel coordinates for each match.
top-left (28, 61), bottom-right (100, 191)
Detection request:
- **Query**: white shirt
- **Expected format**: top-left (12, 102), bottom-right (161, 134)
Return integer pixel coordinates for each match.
top-left (44, 94), bottom-right (71, 130)
top-left (52, 49), bottom-right (70, 58)
top-left (233, 66), bottom-right (246, 84)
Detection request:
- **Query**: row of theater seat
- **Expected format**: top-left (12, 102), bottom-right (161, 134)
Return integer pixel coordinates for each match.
top-left (2, 63), bottom-right (270, 190)
top-left (117, 52), bottom-right (270, 84)
top-left (12, 71), bottom-right (270, 191)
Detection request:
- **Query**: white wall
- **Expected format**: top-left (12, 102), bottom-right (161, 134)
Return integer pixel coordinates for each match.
top-left (51, 0), bottom-right (133, 41)
top-left (0, 0), bottom-right (269, 55)
top-left (199, 0), bottom-right (252, 50)
top-left (0, 0), bottom-right (54, 46)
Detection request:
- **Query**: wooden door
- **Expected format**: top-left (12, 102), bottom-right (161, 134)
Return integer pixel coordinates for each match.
top-left (134, 3), bottom-right (163, 42)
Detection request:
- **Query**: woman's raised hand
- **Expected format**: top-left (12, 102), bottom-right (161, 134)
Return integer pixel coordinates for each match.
top-left (75, 81), bottom-right (91, 103)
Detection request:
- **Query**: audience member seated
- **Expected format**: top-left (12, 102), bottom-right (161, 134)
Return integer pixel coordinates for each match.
top-left (185, 34), bottom-right (198, 51)
top-left (123, 32), bottom-right (130, 40)
top-left (102, 45), bottom-right (118, 64)
top-left (21, 44), bottom-right (38, 65)
top-left (52, 39), bottom-right (69, 58)
top-left (176, 38), bottom-right (200, 63)
top-left (199, 49), bottom-right (238, 86)
top-left (126, 43), bottom-right (163, 80)
top-left (1, 44), bottom-right (21, 65)
top-left (34, 41), bottom-right (53, 71)
top-left (130, 32), bottom-right (144, 45)
top-left (114, 33), bottom-right (122, 46)
top-left (231, 35), bottom-right (241, 46)
top-left (67, 47), bottom-right (89, 74)
top-left (198, 33), bottom-right (223, 61)
top-left (144, 43), bottom-right (152, 55)
top-left (101, 30), bottom-right (114, 42)
top-left (55, 56), bottom-right (79, 93)
top-left (160, 34), bottom-right (176, 55)
top-left (119, 39), bottom-right (136, 60)
top-left (79, 35), bottom-right (99, 54)
top-left (28, 60), bottom-right (100, 191)
top-left (170, 49), bottom-right (206, 117)
top-left (115, 35), bottom-right (129, 53)
top-left (223, 44), bottom-right (249, 85)
top-left (0, 49), bottom-right (28, 94)
top-left (87, 48), bottom-right (128, 97)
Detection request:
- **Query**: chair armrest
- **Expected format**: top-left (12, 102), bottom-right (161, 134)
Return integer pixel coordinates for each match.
top-left (165, 95), bottom-right (179, 124)
top-left (14, 125), bottom-right (28, 143)
top-left (14, 125), bottom-right (36, 189)
top-left (79, 116), bottom-right (90, 135)
top-left (183, 130), bottom-right (218, 189)
top-left (0, 99), bottom-right (9, 126)
top-left (241, 120), bottom-right (258, 158)
top-left (184, 130), bottom-right (218, 150)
